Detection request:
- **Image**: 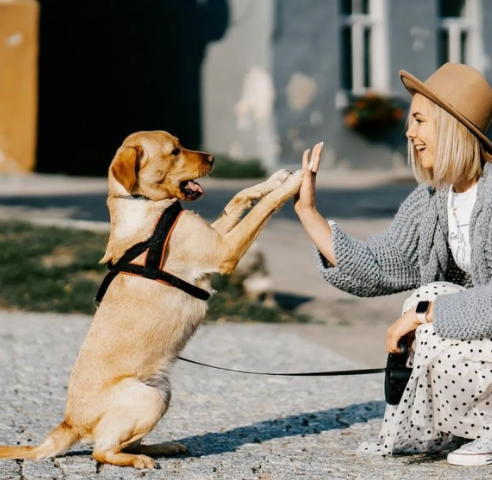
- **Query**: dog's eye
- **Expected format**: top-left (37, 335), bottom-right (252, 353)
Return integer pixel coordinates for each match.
top-left (172, 148), bottom-right (181, 156)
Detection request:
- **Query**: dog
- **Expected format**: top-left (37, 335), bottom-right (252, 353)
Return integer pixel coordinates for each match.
top-left (0, 131), bottom-right (303, 468)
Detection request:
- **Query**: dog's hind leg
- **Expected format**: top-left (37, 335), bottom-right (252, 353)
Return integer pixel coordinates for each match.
top-left (93, 448), bottom-right (156, 469)
top-left (92, 383), bottom-right (168, 469)
top-left (92, 408), bottom-right (162, 469)
top-left (212, 169), bottom-right (291, 235)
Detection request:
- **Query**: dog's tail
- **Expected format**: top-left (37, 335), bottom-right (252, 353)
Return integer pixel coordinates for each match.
top-left (0, 421), bottom-right (79, 460)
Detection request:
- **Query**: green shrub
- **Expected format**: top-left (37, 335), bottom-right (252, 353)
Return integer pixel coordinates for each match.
top-left (211, 155), bottom-right (267, 179)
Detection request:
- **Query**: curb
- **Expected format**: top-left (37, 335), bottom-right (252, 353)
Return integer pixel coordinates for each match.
top-left (28, 217), bottom-right (110, 232)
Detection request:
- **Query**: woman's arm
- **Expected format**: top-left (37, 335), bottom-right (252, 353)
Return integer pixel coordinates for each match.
top-left (432, 285), bottom-right (492, 339)
top-left (388, 284), bottom-right (492, 351)
top-left (294, 143), bottom-right (426, 297)
top-left (297, 209), bottom-right (336, 264)
top-left (294, 143), bottom-right (337, 265)
top-left (386, 303), bottom-right (435, 353)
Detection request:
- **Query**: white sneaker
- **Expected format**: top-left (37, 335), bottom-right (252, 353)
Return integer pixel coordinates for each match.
top-left (447, 437), bottom-right (492, 466)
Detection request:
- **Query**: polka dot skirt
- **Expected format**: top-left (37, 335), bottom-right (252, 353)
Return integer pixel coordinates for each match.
top-left (358, 282), bottom-right (492, 455)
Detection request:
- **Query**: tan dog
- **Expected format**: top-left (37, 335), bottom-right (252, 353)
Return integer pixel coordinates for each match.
top-left (0, 131), bottom-right (303, 469)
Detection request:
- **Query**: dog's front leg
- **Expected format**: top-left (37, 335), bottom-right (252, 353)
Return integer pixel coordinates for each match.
top-left (211, 170), bottom-right (292, 235)
top-left (216, 170), bottom-right (303, 274)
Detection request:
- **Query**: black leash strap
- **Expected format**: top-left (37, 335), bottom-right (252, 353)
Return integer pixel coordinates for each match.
top-left (95, 201), bottom-right (211, 306)
top-left (177, 356), bottom-right (385, 377)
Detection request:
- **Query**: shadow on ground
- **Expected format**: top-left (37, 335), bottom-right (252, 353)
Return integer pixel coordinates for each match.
top-left (64, 401), bottom-right (385, 459)
top-left (174, 401), bottom-right (385, 457)
top-left (274, 292), bottom-right (313, 310)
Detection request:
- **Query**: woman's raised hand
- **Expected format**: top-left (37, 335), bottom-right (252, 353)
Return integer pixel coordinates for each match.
top-left (293, 141), bottom-right (337, 265)
top-left (293, 142), bottom-right (323, 216)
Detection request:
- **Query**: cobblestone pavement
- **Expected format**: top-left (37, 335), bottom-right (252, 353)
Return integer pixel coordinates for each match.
top-left (0, 313), bottom-right (490, 479)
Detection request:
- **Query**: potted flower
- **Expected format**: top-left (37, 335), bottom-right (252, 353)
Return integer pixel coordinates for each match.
top-left (343, 92), bottom-right (405, 132)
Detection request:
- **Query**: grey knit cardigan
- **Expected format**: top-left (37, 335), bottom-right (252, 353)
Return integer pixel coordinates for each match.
top-left (314, 162), bottom-right (492, 340)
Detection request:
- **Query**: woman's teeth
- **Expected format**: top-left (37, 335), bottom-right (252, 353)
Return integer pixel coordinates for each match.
top-left (416, 145), bottom-right (426, 152)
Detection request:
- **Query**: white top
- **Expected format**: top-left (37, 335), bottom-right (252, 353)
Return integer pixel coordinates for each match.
top-left (447, 184), bottom-right (478, 274)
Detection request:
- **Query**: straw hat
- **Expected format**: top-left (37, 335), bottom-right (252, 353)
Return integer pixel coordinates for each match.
top-left (399, 63), bottom-right (492, 152)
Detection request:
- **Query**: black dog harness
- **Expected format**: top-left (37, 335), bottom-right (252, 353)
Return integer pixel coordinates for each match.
top-left (95, 201), bottom-right (211, 307)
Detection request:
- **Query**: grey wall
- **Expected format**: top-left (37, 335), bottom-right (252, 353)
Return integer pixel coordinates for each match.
top-left (388, 0), bottom-right (438, 93)
top-left (271, 0), bottom-right (338, 170)
top-left (272, 0), bottom-right (405, 170)
top-left (202, 0), bottom-right (492, 172)
top-left (202, 0), bottom-right (278, 169)
top-left (483, 5), bottom-right (492, 85)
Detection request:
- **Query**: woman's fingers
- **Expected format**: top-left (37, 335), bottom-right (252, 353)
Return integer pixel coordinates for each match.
top-left (294, 149), bottom-right (313, 211)
top-left (309, 142), bottom-right (323, 174)
top-left (387, 312), bottom-right (418, 354)
top-left (301, 149), bottom-right (313, 193)
top-left (302, 142), bottom-right (324, 173)
top-left (295, 143), bottom-right (323, 214)
top-left (302, 149), bottom-right (310, 170)
top-left (386, 327), bottom-right (400, 354)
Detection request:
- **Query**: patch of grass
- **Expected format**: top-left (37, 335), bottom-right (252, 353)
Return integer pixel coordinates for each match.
top-left (207, 274), bottom-right (310, 324)
top-left (0, 221), bottom-right (309, 323)
top-left (210, 155), bottom-right (267, 179)
top-left (0, 221), bottom-right (108, 314)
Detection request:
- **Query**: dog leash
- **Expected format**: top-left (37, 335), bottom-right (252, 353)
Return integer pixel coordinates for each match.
top-left (179, 338), bottom-right (411, 406)
top-left (177, 356), bottom-right (385, 377)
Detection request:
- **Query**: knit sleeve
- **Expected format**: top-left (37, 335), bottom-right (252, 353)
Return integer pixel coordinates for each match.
top-left (313, 185), bottom-right (428, 297)
top-left (433, 285), bottom-right (492, 339)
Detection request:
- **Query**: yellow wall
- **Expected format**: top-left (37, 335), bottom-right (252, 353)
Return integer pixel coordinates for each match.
top-left (0, 0), bottom-right (38, 173)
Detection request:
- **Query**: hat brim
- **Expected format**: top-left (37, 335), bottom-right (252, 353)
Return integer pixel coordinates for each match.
top-left (399, 69), bottom-right (492, 152)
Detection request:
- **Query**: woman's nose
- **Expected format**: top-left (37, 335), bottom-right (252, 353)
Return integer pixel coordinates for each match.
top-left (406, 123), bottom-right (416, 140)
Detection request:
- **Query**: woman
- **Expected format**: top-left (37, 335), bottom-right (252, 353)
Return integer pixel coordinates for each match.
top-left (294, 63), bottom-right (492, 466)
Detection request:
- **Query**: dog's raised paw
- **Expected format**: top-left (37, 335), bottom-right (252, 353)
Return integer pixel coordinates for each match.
top-left (282, 169), bottom-right (304, 193)
top-left (268, 169), bottom-right (291, 185)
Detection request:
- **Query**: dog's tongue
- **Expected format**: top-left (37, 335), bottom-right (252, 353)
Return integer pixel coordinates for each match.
top-left (187, 180), bottom-right (204, 195)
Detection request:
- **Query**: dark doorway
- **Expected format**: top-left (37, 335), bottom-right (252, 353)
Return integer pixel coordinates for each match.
top-left (36, 0), bottom-right (229, 176)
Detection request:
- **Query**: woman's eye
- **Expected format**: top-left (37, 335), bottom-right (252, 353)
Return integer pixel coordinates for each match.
top-left (415, 118), bottom-right (422, 124)
top-left (172, 148), bottom-right (181, 156)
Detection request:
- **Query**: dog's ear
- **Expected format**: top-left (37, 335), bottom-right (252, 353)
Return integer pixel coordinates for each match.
top-left (110, 146), bottom-right (142, 193)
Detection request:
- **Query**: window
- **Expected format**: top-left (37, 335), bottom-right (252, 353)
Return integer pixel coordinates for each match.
top-left (438, 0), bottom-right (484, 70)
top-left (340, 0), bottom-right (389, 95)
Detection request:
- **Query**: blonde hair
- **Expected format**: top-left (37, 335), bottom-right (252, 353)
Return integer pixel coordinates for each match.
top-left (408, 93), bottom-right (492, 188)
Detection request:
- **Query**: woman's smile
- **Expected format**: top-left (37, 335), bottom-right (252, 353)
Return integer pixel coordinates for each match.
top-left (406, 94), bottom-right (435, 170)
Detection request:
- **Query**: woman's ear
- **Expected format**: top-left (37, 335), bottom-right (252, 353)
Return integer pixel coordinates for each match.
top-left (109, 146), bottom-right (143, 193)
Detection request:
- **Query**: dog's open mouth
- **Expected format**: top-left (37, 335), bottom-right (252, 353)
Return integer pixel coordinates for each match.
top-left (179, 179), bottom-right (205, 200)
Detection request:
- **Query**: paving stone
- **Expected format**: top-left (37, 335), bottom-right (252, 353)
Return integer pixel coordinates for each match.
top-left (0, 312), bottom-right (490, 479)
